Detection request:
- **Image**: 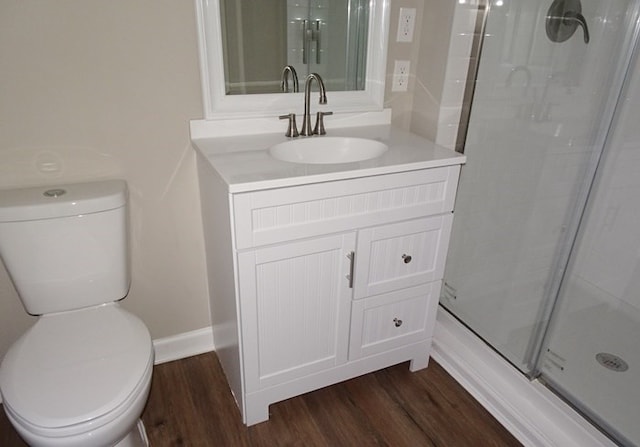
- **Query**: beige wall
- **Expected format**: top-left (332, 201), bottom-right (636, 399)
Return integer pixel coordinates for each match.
top-left (384, 0), bottom-right (425, 129)
top-left (411, 0), bottom-right (456, 140)
top-left (0, 0), bottom-right (209, 357)
top-left (0, 0), bottom-right (455, 361)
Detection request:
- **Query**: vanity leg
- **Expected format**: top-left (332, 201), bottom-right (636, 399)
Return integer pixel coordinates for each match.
top-left (409, 355), bottom-right (430, 372)
top-left (244, 396), bottom-right (271, 426)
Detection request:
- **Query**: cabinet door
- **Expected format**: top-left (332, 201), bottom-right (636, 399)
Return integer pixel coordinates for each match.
top-left (353, 214), bottom-right (453, 299)
top-left (238, 233), bottom-right (356, 392)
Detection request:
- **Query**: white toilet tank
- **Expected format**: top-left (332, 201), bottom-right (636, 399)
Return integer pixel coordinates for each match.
top-left (0, 180), bottom-right (130, 315)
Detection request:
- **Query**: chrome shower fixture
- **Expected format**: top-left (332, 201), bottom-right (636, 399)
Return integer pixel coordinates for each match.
top-left (546, 0), bottom-right (590, 44)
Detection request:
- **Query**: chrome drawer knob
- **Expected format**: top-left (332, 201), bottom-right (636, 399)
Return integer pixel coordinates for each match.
top-left (393, 318), bottom-right (403, 327)
top-left (402, 254), bottom-right (412, 264)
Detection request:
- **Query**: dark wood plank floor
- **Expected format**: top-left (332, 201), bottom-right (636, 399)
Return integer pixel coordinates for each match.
top-left (1, 352), bottom-right (521, 446)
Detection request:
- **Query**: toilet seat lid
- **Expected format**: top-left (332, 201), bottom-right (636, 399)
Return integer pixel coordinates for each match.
top-left (0, 303), bottom-right (153, 430)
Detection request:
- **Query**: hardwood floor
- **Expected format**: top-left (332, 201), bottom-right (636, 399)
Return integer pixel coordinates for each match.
top-left (1, 352), bottom-right (521, 446)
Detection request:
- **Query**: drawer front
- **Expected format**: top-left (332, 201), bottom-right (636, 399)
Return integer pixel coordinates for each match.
top-left (353, 214), bottom-right (453, 299)
top-left (233, 166), bottom-right (460, 250)
top-left (349, 281), bottom-right (441, 360)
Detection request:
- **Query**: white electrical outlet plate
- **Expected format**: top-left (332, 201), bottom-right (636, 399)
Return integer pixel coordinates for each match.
top-left (397, 7), bottom-right (416, 42)
top-left (392, 60), bottom-right (410, 92)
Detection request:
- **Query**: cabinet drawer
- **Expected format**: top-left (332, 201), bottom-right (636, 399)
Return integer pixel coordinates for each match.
top-left (353, 214), bottom-right (452, 299)
top-left (349, 282), bottom-right (441, 360)
top-left (233, 166), bottom-right (460, 249)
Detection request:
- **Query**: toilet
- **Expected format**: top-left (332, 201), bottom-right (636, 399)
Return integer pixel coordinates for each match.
top-left (0, 180), bottom-right (154, 447)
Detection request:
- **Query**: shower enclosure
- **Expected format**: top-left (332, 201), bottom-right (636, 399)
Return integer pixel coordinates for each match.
top-left (442, 0), bottom-right (640, 445)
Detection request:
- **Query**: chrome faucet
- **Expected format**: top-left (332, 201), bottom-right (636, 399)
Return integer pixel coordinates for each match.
top-left (300, 73), bottom-right (327, 136)
top-left (280, 65), bottom-right (299, 93)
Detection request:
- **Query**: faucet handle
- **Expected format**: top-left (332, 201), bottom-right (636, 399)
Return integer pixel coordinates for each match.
top-left (279, 113), bottom-right (299, 137)
top-left (313, 111), bottom-right (333, 135)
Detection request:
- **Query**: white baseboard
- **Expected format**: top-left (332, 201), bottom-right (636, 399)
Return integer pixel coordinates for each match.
top-left (432, 308), bottom-right (616, 447)
top-left (152, 326), bottom-right (215, 365)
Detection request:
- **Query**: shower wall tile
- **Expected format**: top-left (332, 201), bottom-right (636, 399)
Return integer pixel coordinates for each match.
top-left (450, 2), bottom-right (479, 33)
top-left (433, 2), bottom-right (478, 149)
top-left (435, 123), bottom-right (459, 149)
top-left (447, 32), bottom-right (476, 58)
top-left (445, 56), bottom-right (474, 81)
top-left (438, 105), bottom-right (463, 126)
top-left (441, 79), bottom-right (467, 108)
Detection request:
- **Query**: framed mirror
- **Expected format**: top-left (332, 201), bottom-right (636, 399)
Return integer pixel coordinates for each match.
top-left (195, 0), bottom-right (390, 119)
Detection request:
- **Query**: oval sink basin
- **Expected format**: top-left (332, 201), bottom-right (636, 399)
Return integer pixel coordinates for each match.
top-left (269, 137), bottom-right (388, 164)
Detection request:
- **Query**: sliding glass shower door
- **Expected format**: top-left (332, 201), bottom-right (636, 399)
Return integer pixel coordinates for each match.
top-left (441, 0), bottom-right (640, 444)
top-left (539, 42), bottom-right (640, 446)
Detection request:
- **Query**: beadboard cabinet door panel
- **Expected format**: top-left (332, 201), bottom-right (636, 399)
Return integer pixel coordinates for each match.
top-left (238, 233), bottom-right (356, 392)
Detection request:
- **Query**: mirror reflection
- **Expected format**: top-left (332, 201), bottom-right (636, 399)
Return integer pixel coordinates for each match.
top-left (220, 0), bottom-right (370, 95)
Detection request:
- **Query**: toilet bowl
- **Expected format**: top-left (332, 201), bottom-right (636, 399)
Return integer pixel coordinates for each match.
top-left (0, 180), bottom-right (154, 446)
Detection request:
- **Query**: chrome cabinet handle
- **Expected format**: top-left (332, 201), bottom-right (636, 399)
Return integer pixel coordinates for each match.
top-left (393, 318), bottom-right (403, 328)
top-left (402, 254), bottom-right (412, 264)
top-left (346, 251), bottom-right (355, 288)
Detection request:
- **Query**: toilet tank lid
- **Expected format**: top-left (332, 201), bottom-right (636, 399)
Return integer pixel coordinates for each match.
top-left (0, 180), bottom-right (127, 222)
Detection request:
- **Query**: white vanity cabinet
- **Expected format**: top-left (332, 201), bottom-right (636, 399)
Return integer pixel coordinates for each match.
top-left (197, 156), bottom-right (461, 425)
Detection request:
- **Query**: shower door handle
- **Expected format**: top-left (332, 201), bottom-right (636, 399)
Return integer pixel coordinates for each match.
top-left (302, 19), bottom-right (310, 65)
top-left (302, 19), bottom-right (321, 65)
top-left (563, 12), bottom-right (590, 43)
top-left (314, 20), bottom-right (321, 64)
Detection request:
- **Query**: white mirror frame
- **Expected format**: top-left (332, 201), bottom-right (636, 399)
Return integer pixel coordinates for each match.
top-left (194, 0), bottom-right (390, 120)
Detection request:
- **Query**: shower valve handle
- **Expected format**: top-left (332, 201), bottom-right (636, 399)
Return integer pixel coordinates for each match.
top-left (563, 11), bottom-right (590, 43)
top-left (546, 0), bottom-right (590, 45)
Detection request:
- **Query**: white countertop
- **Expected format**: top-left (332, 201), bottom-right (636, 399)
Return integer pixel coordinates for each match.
top-left (192, 125), bottom-right (466, 193)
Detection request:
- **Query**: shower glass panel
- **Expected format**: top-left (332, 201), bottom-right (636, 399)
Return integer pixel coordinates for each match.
top-left (442, 0), bottom-right (639, 374)
top-left (538, 44), bottom-right (640, 446)
top-left (442, 0), bottom-right (640, 444)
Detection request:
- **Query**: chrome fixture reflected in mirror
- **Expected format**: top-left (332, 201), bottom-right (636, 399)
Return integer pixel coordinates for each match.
top-left (546, 0), bottom-right (590, 44)
top-left (281, 65), bottom-right (299, 93)
top-left (194, 0), bottom-right (390, 119)
top-left (302, 19), bottom-right (322, 65)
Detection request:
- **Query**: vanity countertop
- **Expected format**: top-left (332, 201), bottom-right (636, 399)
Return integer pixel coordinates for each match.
top-left (192, 125), bottom-right (466, 193)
